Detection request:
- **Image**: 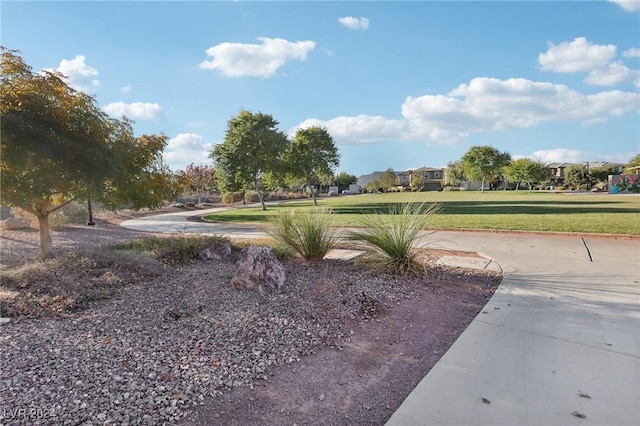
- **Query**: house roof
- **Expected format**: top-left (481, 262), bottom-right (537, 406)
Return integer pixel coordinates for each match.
top-left (411, 166), bottom-right (444, 172)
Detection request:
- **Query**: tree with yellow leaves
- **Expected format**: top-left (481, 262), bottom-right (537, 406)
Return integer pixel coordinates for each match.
top-left (1, 48), bottom-right (177, 258)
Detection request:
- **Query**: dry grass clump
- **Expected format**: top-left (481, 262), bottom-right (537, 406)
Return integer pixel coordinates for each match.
top-left (108, 234), bottom-right (230, 265)
top-left (268, 207), bottom-right (339, 261)
top-left (347, 202), bottom-right (441, 276)
top-left (0, 250), bottom-right (161, 318)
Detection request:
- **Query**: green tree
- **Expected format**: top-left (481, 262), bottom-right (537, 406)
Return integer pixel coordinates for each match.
top-left (179, 163), bottom-right (217, 204)
top-left (285, 126), bottom-right (340, 206)
top-left (461, 145), bottom-right (512, 192)
top-left (365, 179), bottom-right (380, 193)
top-left (624, 153), bottom-right (640, 174)
top-left (564, 165), bottom-right (590, 189)
top-left (1, 48), bottom-right (175, 259)
top-left (410, 173), bottom-right (423, 191)
top-left (590, 166), bottom-right (619, 184)
top-left (318, 171), bottom-right (334, 194)
top-left (335, 172), bottom-right (357, 192)
top-left (379, 168), bottom-right (398, 192)
top-left (504, 158), bottom-right (549, 192)
top-left (443, 161), bottom-right (465, 188)
top-left (210, 110), bottom-right (288, 211)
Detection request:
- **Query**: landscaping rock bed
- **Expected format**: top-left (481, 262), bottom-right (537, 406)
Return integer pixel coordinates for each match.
top-left (0, 209), bottom-right (501, 425)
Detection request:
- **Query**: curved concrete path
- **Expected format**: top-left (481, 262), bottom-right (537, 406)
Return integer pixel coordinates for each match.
top-left (122, 209), bottom-right (640, 425)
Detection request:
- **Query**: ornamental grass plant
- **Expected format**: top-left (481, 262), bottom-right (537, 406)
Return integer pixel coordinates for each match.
top-left (268, 207), bottom-right (339, 261)
top-left (347, 201), bottom-right (441, 276)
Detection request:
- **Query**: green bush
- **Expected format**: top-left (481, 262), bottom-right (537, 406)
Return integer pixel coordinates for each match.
top-left (268, 208), bottom-right (339, 261)
top-left (347, 202), bottom-right (441, 276)
top-left (245, 191), bottom-right (262, 203)
top-left (221, 192), bottom-right (243, 204)
top-left (50, 201), bottom-right (88, 228)
top-left (109, 235), bottom-right (230, 265)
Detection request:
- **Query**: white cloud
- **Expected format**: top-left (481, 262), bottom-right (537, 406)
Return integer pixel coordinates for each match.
top-left (120, 83), bottom-right (132, 93)
top-left (538, 37), bottom-right (617, 73)
top-left (585, 61), bottom-right (640, 87)
top-left (296, 115), bottom-right (407, 145)
top-left (199, 37), bottom-right (316, 78)
top-left (608, 0), bottom-right (640, 12)
top-left (164, 133), bottom-right (213, 171)
top-left (527, 149), bottom-right (635, 164)
top-left (44, 55), bottom-right (100, 93)
top-left (538, 37), bottom-right (640, 87)
top-left (103, 102), bottom-right (162, 120)
top-left (623, 48), bottom-right (640, 58)
top-left (528, 149), bottom-right (586, 164)
top-left (295, 77), bottom-right (640, 146)
top-left (338, 16), bottom-right (370, 30)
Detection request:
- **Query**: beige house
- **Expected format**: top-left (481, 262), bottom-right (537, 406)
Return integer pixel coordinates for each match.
top-left (407, 167), bottom-right (444, 191)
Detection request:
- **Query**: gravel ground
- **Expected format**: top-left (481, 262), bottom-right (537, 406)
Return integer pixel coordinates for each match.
top-left (0, 209), bottom-right (501, 425)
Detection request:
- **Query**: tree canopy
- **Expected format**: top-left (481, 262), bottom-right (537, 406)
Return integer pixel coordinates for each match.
top-left (564, 165), bottom-right (590, 189)
top-left (1, 48), bottom-right (175, 258)
top-left (210, 110), bottom-right (288, 210)
top-left (625, 153), bottom-right (640, 174)
top-left (178, 163), bottom-right (217, 204)
top-left (589, 165), bottom-right (619, 184)
top-left (378, 169), bottom-right (398, 192)
top-left (443, 161), bottom-right (465, 188)
top-left (461, 145), bottom-right (512, 192)
top-left (504, 158), bottom-right (548, 192)
top-left (334, 172), bottom-right (357, 192)
top-left (285, 126), bottom-right (339, 205)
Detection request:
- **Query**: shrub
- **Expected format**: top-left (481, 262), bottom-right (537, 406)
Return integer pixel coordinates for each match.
top-left (49, 201), bottom-right (88, 228)
top-left (221, 192), bottom-right (243, 204)
top-left (245, 191), bottom-right (264, 203)
top-left (109, 235), bottom-right (230, 265)
top-left (347, 202), bottom-right (441, 276)
top-left (268, 208), bottom-right (339, 261)
top-left (0, 249), bottom-right (160, 317)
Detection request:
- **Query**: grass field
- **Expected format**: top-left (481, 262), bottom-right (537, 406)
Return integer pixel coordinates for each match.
top-left (204, 191), bottom-right (640, 235)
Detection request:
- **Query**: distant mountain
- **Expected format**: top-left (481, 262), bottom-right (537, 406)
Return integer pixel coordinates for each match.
top-left (357, 171), bottom-right (384, 187)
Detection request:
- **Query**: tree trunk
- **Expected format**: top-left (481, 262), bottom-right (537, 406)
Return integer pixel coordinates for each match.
top-left (309, 182), bottom-right (318, 206)
top-left (254, 182), bottom-right (267, 211)
top-left (481, 178), bottom-right (485, 192)
top-left (37, 213), bottom-right (53, 260)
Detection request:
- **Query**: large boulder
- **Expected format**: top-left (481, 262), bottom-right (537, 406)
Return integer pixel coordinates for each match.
top-left (231, 246), bottom-right (285, 294)
top-left (199, 242), bottom-right (232, 260)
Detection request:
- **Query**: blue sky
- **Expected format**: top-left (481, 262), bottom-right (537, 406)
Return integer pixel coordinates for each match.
top-left (3, 1), bottom-right (639, 176)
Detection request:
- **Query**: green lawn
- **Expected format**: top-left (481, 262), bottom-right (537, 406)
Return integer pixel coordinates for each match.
top-left (204, 191), bottom-right (640, 235)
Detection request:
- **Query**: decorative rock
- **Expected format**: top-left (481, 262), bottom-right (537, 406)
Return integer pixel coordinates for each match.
top-left (199, 242), bottom-right (232, 261)
top-left (230, 246), bottom-right (285, 294)
top-left (2, 217), bottom-right (30, 230)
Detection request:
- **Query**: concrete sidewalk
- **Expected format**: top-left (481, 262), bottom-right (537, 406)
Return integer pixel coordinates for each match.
top-left (122, 209), bottom-right (640, 425)
top-left (388, 232), bottom-right (640, 426)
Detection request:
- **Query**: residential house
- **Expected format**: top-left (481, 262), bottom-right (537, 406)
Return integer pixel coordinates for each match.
top-left (627, 166), bottom-right (640, 175)
top-left (408, 167), bottom-right (444, 191)
top-left (547, 162), bottom-right (580, 184)
top-left (587, 162), bottom-right (625, 174)
top-left (396, 170), bottom-right (411, 187)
